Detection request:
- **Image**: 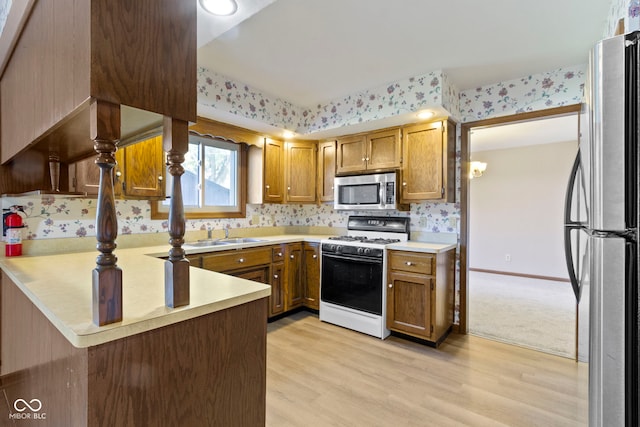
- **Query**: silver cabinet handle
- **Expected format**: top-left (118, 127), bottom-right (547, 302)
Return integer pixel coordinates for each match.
top-left (388, 283), bottom-right (393, 288)
top-left (406, 261), bottom-right (413, 266)
top-left (238, 258), bottom-right (245, 263)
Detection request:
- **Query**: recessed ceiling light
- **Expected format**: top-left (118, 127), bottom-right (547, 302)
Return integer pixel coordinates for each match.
top-left (417, 110), bottom-right (434, 120)
top-left (199, 0), bottom-right (238, 16)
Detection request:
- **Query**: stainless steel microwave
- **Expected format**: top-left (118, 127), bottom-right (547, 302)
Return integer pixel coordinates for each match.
top-left (333, 172), bottom-right (398, 210)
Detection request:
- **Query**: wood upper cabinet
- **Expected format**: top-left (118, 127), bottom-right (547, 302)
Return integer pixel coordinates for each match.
top-left (70, 136), bottom-right (164, 198)
top-left (400, 119), bottom-right (456, 203)
top-left (285, 243), bottom-right (304, 311)
top-left (0, 0), bottom-right (196, 167)
top-left (123, 136), bottom-right (165, 198)
top-left (263, 138), bottom-right (285, 203)
top-left (386, 249), bottom-right (455, 345)
top-left (317, 140), bottom-right (336, 202)
top-left (336, 128), bottom-right (401, 175)
top-left (285, 141), bottom-right (316, 203)
top-left (303, 242), bottom-right (320, 310)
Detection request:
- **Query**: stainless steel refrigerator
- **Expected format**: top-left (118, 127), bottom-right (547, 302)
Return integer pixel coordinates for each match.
top-left (564, 31), bottom-right (639, 427)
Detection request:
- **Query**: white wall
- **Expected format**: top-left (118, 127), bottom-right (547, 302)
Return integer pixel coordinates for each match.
top-left (469, 140), bottom-right (577, 278)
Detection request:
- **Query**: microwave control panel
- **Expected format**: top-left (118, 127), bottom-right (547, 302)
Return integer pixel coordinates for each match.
top-left (385, 182), bottom-right (395, 204)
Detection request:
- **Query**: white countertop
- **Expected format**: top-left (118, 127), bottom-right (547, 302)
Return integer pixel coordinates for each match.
top-left (387, 241), bottom-right (457, 253)
top-left (0, 233), bottom-right (453, 349)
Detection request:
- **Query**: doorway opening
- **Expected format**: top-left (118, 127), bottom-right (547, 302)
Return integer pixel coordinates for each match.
top-left (459, 105), bottom-right (581, 358)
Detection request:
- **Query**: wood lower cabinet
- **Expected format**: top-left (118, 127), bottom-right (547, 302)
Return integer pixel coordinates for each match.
top-left (303, 242), bottom-right (320, 310)
top-left (386, 249), bottom-right (455, 345)
top-left (285, 243), bottom-right (304, 310)
top-left (400, 119), bottom-right (456, 203)
top-left (270, 261), bottom-right (285, 317)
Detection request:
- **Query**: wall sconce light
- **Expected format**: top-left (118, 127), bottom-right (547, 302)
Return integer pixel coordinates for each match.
top-left (199, 0), bottom-right (238, 16)
top-left (470, 161), bottom-right (487, 179)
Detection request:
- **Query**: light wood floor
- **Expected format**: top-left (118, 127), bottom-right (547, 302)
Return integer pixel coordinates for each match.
top-left (266, 311), bottom-right (588, 427)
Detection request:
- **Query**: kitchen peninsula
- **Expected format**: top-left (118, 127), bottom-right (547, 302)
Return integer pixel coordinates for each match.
top-left (0, 247), bottom-right (270, 425)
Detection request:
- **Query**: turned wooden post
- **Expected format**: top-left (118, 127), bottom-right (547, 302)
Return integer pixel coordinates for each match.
top-left (163, 117), bottom-right (190, 308)
top-left (90, 99), bottom-right (123, 326)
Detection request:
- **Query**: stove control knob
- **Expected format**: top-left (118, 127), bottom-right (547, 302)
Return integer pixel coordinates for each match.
top-left (357, 247), bottom-right (364, 255)
top-left (363, 248), bottom-right (372, 255)
top-left (336, 245), bottom-right (342, 253)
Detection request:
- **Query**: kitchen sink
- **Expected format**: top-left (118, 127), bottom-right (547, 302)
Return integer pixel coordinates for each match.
top-left (184, 240), bottom-right (233, 247)
top-left (218, 237), bottom-right (266, 244)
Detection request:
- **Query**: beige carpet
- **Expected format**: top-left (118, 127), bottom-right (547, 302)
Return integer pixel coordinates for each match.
top-left (468, 271), bottom-right (577, 359)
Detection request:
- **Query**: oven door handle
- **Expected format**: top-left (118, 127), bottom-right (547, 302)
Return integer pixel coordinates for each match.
top-left (322, 252), bottom-right (383, 264)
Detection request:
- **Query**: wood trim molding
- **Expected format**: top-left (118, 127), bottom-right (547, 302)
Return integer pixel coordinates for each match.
top-left (469, 268), bottom-right (570, 283)
top-left (458, 104), bottom-right (581, 334)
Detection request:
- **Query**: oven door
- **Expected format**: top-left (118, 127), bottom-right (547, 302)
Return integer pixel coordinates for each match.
top-left (321, 252), bottom-right (383, 315)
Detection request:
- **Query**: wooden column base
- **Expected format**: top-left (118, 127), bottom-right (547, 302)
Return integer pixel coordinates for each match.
top-left (165, 259), bottom-right (190, 308)
top-left (92, 267), bottom-right (123, 325)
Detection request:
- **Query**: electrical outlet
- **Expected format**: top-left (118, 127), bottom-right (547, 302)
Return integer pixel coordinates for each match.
top-left (449, 217), bottom-right (457, 228)
top-left (251, 214), bottom-right (260, 225)
top-left (505, 254), bottom-right (511, 262)
top-left (418, 217), bottom-right (428, 227)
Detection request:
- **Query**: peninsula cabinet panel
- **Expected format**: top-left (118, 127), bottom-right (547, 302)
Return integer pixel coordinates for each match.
top-left (318, 140), bottom-right (336, 201)
top-left (263, 138), bottom-right (285, 202)
top-left (0, 0), bottom-right (196, 166)
top-left (285, 141), bottom-right (317, 203)
top-left (400, 120), bottom-right (456, 203)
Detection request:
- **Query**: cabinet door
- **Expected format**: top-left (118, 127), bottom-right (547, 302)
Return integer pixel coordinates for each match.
top-left (286, 141), bottom-right (316, 203)
top-left (401, 121), bottom-right (444, 201)
top-left (233, 266), bottom-right (269, 284)
top-left (366, 128), bottom-right (401, 171)
top-left (72, 149), bottom-right (124, 196)
top-left (263, 138), bottom-right (285, 202)
top-left (387, 270), bottom-right (433, 339)
top-left (303, 242), bottom-right (320, 310)
top-left (317, 140), bottom-right (336, 202)
top-left (124, 136), bottom-right (165, 198)
top-left (270, 262), bottom-right (285, 316)
top-left (336, 134), bottom-right (366, 174)
top-left (285, 243), bottom-right (303, 310)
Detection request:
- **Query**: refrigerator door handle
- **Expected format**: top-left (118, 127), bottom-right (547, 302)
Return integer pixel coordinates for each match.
top-left (564, 151), bottom-right (582, 302)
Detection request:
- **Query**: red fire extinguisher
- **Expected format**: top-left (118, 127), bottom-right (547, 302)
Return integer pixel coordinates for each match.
top-left (5, 206), bottom-right (25, 257)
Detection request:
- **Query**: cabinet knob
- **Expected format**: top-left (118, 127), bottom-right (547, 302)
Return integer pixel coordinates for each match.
top-left (362, 157), bottom-right (366, 162)
top-left (388, 283), bottom-right (393, 288)
top-left (238, 258), bottom-right (245, 263)
top-left (290, 255), bottom-right (294, 259)
top-left (266, 185), bottom-right (270, 189)
top-left (277, 252), bottom-right (282, 257)
top-left (402, 182), bottom-right (407, 186)
top-left (158, 175), bottom-right (163, 182)
top-left (331, 186), bottom-right (334, 190)
top-left (274, 274), bottom-right (279, 279)
top-left (115, 171), bottom-right (122, 178)
top-left (287, 186), bottom-right (291, 191)
top-left (313, 254), bottom-right (317, 259)
top-left (406, 261), bottom-right (413, 266)
top-left (366, 157), bottom-right (370, 161)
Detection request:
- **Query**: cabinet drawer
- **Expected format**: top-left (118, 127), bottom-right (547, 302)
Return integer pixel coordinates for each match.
top-left (202, 247), bottom-right (272, 272)
top-left (272, 246), bottom-right (286, 262)
top-left (389, 251), bottom-right (434, 275)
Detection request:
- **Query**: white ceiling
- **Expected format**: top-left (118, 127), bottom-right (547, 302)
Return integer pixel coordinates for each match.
top-left (470, 114), bottom-right (580, 153)
top-left (197, 0), bottom-right (611, 108)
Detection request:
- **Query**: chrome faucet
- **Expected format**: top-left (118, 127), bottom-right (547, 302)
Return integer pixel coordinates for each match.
top-left (224, 228), bottom-right (229, 239)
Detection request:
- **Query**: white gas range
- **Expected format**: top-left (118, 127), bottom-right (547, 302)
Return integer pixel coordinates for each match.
top-left (319, 216), bottom-right (410, 338)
